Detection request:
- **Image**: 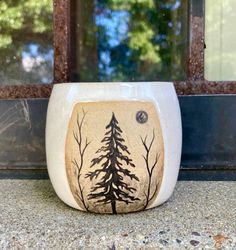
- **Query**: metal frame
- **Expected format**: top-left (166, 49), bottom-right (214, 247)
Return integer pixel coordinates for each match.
top-left (1, 0), bottom-right (236, 180)
top-left (1, 0), bottom-right (236, 98)
top-left (175, 0), bottom-right (236, 94)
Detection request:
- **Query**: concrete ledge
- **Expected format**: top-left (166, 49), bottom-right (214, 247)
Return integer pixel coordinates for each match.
top-left (0, 180), bottom-right (235, 249)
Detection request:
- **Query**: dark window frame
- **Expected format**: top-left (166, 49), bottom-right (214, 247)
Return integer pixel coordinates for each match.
top-left (1, 0), bottom-right (236, 180)
top-left (0, 0), bottom-right (236, 97)
top-left (176, 0), bottom-right (236, 94)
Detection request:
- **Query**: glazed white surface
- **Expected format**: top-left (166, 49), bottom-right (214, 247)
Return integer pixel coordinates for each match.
top-left (46, 82), bottom-right (182, 211)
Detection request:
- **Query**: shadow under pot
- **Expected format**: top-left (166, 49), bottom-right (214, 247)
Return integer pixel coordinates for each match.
top-left (46, 82), bottom-right (182, 214)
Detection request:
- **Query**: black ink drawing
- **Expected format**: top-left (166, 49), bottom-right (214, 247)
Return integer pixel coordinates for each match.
top-left (141, 130), bottom-right (160, 210)
top-left (66, 103), bottom-right (164, 214)
top-left (85, 112), bottom-right (140, 214)
top-left (71, 109), bottom-right (90, 211)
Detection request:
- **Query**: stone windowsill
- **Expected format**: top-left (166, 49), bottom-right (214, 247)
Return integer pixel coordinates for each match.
top-left (0, 180), bottom-right (235, 249)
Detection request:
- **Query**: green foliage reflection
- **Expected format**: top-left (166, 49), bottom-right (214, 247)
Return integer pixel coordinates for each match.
top-left (0, 0), bottom-right (53, 84)
top-left (76, 0), bottom-right (188, 81)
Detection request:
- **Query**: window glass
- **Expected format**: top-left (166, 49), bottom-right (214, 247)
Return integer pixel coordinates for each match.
top-left (205, 0), bottom-right (236, 81)
top-left (0, 0), bottom-right (53, 85)
top-left (72, 0), bottom-right (188, 82)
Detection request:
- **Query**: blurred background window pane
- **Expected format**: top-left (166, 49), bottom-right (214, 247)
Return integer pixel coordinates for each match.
top-left (0, 0), bottom-right (53, 85)
top-left (72, 0), bottom-right (188, 82)
top-left (205, 0), bottom-right (236, 81)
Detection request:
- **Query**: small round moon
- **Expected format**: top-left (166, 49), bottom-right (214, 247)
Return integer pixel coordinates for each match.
top-left (136, 110), bottom-right (148, 124)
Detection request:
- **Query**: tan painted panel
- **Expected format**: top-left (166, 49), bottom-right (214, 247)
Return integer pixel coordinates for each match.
top-left (65, 101), bottom-right (164, 214)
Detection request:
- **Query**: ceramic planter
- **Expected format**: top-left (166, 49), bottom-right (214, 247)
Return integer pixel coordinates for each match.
top-left (46, 82), bottom-right (182, 214)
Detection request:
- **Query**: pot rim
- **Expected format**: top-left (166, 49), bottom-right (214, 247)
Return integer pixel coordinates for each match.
top-left (53, 81), bottom-right (174, 87)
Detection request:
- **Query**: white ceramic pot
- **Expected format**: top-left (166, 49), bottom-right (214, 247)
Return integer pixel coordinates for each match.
top-left (46, 82), bottom-right (182, 214)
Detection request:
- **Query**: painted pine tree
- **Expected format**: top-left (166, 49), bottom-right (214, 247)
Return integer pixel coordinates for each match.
top-left (85, 112), bottom-right (140, 214)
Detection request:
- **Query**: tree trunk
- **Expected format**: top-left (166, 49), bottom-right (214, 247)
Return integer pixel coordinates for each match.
top-left (111, 200), bottom-right (117, 214)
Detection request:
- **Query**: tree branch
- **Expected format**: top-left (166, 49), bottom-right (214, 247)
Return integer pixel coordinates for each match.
top-left (72, 109), bottom-right (90, 212)
top-left (141, 130), bottom-right (160, 210)
top-left (85, 168), bottom-right (104, 180)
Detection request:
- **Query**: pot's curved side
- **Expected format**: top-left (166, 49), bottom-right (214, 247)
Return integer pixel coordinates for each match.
top-left (46, 82), bottom-right (182, 212)
top-left (148, 83), bottom-right (182, 208)
top-left (46, 85), bottom-right (81, 210)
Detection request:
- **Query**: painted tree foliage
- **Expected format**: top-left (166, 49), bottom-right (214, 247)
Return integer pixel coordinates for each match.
top-left (85, 112), bottom-right (140, 214)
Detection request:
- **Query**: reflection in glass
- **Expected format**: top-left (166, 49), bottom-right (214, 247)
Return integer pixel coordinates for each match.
top-left (205, 0), bottom-right (236, 81)
top-left (0, 0), bottom-right (53, 85)
top-left (72, 0), bottom-right (188, 82)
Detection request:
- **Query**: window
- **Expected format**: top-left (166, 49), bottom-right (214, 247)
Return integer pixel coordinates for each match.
top-left (1, 0), bottom-right (236, 179)
top-left (205, 0), bottom-right (236, 81)
top-left (0, 0), bottom-right (53, 85)
top-left (0, 0), bottom-right (236, 97)
top-left (71, 0), bottom-right (188, 82)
